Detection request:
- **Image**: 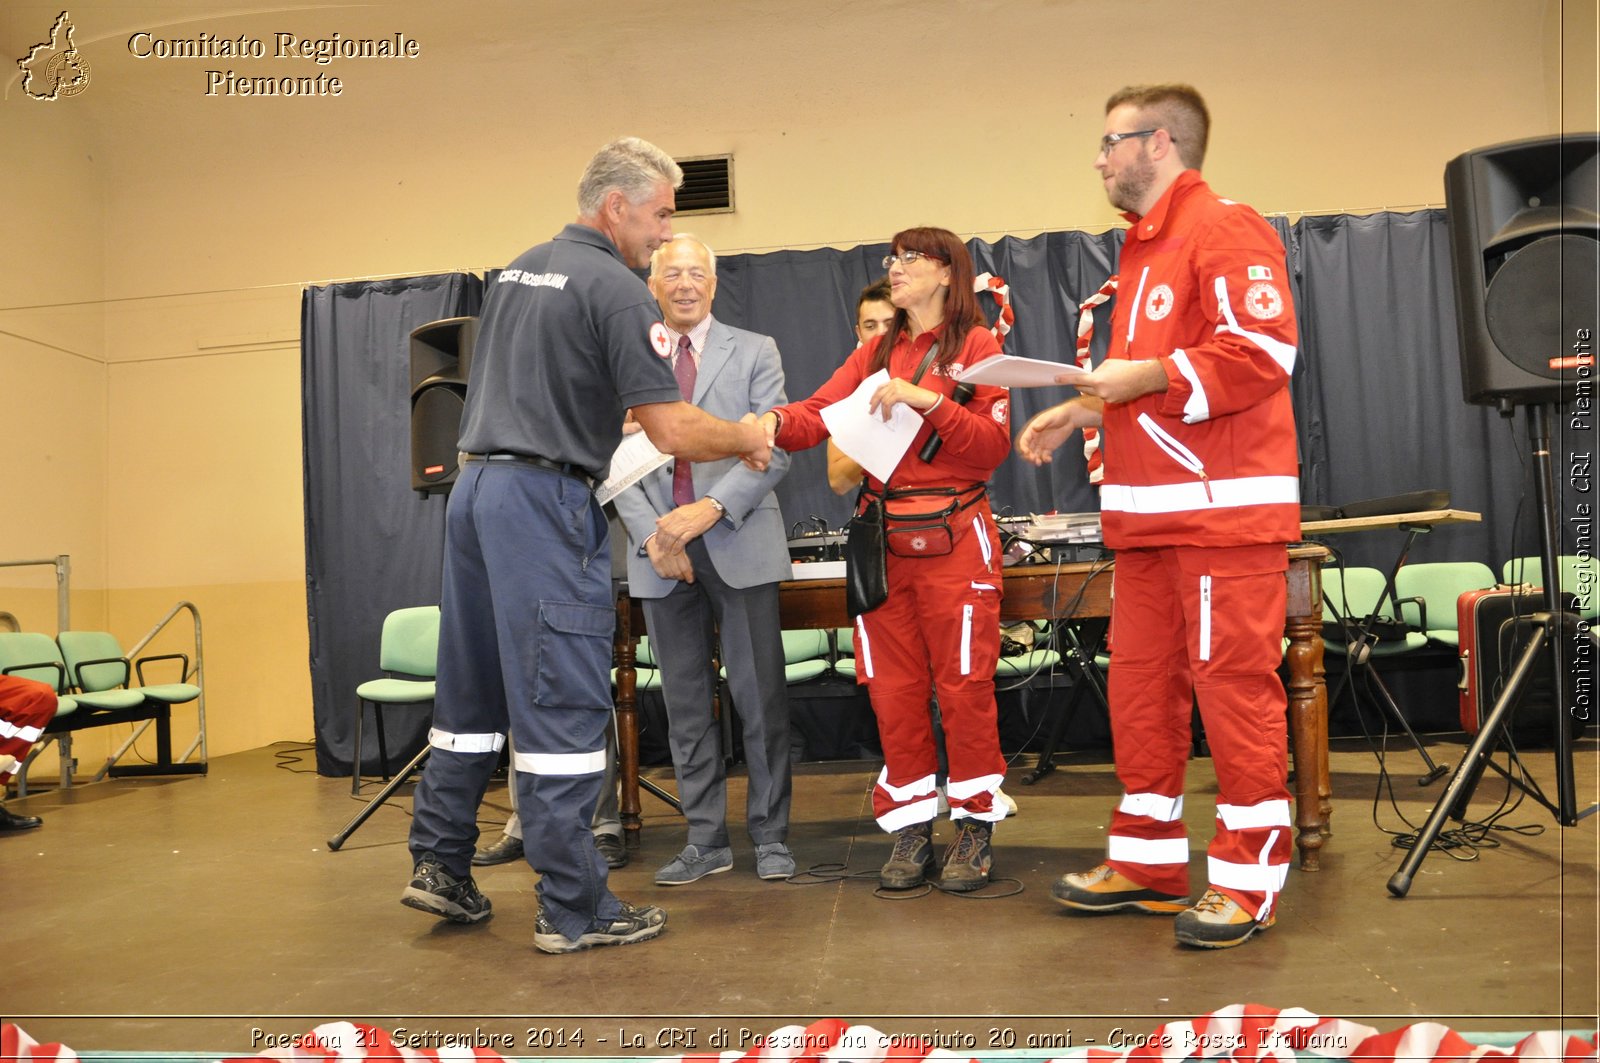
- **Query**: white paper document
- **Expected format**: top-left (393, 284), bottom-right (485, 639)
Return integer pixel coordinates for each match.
top-left (820, 369), bottom-right (924, 483)
top-left (955, 355), bottom-right (1089, 388)
top-left (597, 430), bottom-right (672, 505)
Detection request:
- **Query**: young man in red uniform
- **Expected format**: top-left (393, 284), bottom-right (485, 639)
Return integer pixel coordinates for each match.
top-left (1018, 84), bottom-right (1300, 948)
top-left (0, 675), bottom-right (58, 832)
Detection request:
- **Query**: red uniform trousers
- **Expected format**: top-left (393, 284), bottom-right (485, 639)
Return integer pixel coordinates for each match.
top-left (1, 675), bottom-right (58, 780)
top-left (1104, 544), bottom-right (1292, 921)
top-left (854, 501), bottom-right (1008, 831)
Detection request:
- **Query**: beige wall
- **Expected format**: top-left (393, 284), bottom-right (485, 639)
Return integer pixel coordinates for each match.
top-left (0, 0), bottom-right (1593, 775)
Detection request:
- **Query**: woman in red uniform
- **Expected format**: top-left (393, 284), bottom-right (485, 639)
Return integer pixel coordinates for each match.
top-left (760, 227), bottom-right (1010, 890)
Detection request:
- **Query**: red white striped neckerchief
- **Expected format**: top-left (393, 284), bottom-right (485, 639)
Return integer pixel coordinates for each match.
top-left (1075, 275), bottom-right (1118, 484)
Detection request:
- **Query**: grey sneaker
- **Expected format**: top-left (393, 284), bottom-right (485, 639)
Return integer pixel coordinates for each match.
top-left (755, 842), bottom-right (796, 881)
top-left (879, 822), bottom-right (935, 889)
top-left (654, 844), bottom-right (733, 886)
top-left (533, 901), bottom-right (667, 954)
top-left (400, 852), bottom-right (492, 924)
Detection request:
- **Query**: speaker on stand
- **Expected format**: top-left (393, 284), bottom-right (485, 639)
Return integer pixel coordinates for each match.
top-left (1389, 133), bottom-right (1600, 896)
top-left (1445, 133), bottom-right (1598, 409)
top-left (409, 316), bottom-right (479, 496)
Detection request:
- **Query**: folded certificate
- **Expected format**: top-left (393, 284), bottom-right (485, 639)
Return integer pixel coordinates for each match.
top-left (820, 369), bottom-right (924, 483)
top-left (955, 355), bottom-right (1089, 388)
top-left (597, 430), bottom-right (671, 505)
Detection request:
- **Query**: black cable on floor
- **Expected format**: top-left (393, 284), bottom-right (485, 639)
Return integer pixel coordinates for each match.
top-left (778, 862), bottom-right (1024, 898)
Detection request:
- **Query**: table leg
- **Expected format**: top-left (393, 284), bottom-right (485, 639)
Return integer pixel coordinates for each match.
top-left (614, 592), bottom-right (641, 849)
top-left (1284, 561), bottom-right (1330, 871)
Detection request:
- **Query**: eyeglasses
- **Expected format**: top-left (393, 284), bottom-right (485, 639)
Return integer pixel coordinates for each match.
top-left (881, 249), bottom-right (946, 269)
top-left (1099, 129), bottom-right (1160, 153)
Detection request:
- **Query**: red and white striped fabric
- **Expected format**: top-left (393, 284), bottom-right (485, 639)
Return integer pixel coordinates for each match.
top-left (662, 1008), bottom-right (1598, 1063)
top-left (2, 1023), bottom-right (79, 1062)
top-left (974, 273), bottom-right (1014, 347)
top-left (1073, 276), bottom-right (1117, 485)
top-left (4, 1009), bottom-right (1596, 1063)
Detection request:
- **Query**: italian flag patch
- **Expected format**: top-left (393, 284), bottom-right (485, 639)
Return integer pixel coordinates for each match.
top-left (1248, 265), bottom-right (1273, 280)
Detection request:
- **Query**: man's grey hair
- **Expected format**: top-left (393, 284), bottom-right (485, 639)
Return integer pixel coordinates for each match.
top-left (649, 233), bottom-right (717, 278)
top-left (576, 137), bottom-right (684, 217)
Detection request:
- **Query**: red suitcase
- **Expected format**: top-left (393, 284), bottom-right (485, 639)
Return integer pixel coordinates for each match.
top-left (1457, 585), bottom-right (1581, 745)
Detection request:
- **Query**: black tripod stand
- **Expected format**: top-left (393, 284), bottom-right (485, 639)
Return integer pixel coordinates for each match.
top-left (328, 743), bottom-right (429, 850)
top-left (1322, 552), bottom-right (1451, 786)
top-left (1388, 404), bottom-right (1596, 896)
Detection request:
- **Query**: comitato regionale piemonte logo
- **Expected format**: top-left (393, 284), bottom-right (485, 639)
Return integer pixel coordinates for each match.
top-left (18, 10), bottom-right (91, 101)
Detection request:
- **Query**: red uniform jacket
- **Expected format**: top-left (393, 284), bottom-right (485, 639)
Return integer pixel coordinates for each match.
top-left (772, 324), bottom-right (1011, 499)
top-left (1099, 170), bottom-right (1301, 549)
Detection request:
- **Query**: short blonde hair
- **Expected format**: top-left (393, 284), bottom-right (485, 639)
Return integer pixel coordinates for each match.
top-left (1106, 84), bottom-right (1210, 170)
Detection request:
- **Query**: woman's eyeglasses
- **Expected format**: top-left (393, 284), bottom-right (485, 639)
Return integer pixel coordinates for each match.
top-left (881, 250), bottom-right (946, 269)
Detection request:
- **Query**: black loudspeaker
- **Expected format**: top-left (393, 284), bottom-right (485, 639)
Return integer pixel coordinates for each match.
top-left (409, 316), bottom-right (478, 495)
top-left (1444, 134), bottom-right (1599, 407)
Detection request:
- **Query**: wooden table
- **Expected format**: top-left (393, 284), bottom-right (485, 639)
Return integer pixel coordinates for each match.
top-left (1298, 507), bottom-right (1481, 538)
top-left (614, 542), bottom-right (1334, 870)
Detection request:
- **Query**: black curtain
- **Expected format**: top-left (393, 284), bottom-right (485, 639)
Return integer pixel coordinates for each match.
top-left (301, 273), bottom-right (482, 776)
top-left (1289, 211), bottom-right (1538, 570)
top-left (300, 212), bottom-right (1536, 773)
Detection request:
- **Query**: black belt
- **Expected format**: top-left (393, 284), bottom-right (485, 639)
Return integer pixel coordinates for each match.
top-left (467, 452), bottom-right (598, 490)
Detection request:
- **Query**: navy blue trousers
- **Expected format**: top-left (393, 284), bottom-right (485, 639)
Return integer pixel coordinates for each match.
top-left (409, 460), bottom-right (621, 942)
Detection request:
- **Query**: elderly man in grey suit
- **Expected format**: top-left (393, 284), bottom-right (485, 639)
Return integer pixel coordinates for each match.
top-left (615, 233), bottom-right (797, 885)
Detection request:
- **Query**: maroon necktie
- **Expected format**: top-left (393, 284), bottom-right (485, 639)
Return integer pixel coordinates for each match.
top-left (672, 334), bottom-right (697, 506)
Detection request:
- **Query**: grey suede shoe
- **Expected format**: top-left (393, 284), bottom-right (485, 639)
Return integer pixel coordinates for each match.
top-left (654, 844), bottom-right (733, 885)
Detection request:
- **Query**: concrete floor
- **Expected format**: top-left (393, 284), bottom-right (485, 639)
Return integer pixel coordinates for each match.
top-left (5, 736), bottom-right (1597, 1057)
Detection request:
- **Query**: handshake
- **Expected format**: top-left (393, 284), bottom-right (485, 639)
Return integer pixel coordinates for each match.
top-left (628, 403), bottom-right (777, 473)
top-left (737, 411), bottom-right (776, 472)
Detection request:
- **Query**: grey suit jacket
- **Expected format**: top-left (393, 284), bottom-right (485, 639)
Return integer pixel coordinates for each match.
top-left (613, 318), bottom-right (792, 598)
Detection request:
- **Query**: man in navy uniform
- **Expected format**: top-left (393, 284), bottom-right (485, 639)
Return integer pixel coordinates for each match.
top-left (401, 137), bottom-right (772, 955)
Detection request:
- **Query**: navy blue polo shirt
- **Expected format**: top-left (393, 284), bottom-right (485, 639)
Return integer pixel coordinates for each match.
top-left (458, 224), bottom-right (682, 478)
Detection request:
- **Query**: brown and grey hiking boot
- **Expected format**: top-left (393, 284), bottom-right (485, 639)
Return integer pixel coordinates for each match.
top-left (879, 821), bottom-right (935, 889)
top-left (939, 820), bottom-right (993, 892)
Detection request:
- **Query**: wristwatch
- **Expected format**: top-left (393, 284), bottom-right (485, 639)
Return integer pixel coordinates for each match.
top-left (704, 496), bottom-right (726, 515)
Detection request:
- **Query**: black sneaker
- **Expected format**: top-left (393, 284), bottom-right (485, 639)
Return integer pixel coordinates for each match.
top-left (400, 852), bottom-right (492, 924)
top-left (594, 832), bottom-right (628, 869)
top-left (472, 833), bottom-right (524, 867)
top-left (533, 901), bottom-right (667, 954)
top-left (879, 822), bottom-right (935, 889)
top-left (939, 820), bottom-right (993, 892)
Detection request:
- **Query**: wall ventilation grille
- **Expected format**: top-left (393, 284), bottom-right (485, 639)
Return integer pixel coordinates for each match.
top-left (675, 154), bottom-right (733, 215)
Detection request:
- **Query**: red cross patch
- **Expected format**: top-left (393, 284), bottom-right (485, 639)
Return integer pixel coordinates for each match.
top-left (1145, 283), bottom-right (1174, 321)
top-left (1244, 281), bottom-right (1283, 321)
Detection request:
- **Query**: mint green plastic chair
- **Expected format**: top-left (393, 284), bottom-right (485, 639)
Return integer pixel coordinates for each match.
top-left (57, 630), bottom-right (201, 706)
top-left (353, 606), bottom-right (439, 794)
top-left (1394, 561), bottom-right (1498, 648)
